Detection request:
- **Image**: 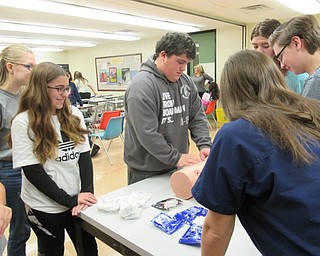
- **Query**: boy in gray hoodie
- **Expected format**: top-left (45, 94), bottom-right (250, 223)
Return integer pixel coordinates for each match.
top-left (124, 32), bottom-right (212, 184)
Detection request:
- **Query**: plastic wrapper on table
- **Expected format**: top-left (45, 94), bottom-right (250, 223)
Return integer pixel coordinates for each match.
top-left (151, 198), bottom-right (183, 211)
top-left (97, 190), bottom-right (152, 219)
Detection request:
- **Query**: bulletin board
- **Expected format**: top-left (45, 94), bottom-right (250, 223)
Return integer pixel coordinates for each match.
top-left (95, 53), bottom-right (142, 91)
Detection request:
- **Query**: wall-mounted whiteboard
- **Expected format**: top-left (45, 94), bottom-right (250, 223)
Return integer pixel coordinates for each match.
top-left (95, 53), bottom-right (142, 91)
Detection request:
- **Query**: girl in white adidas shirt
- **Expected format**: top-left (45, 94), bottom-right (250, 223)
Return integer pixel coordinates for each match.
top-left (8, 62), bottom-right (98, 256)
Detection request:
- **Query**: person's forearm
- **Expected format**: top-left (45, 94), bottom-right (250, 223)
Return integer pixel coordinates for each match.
top-left (0, 184), bottom-right (5, 205)
top-left (78, 151), bottom-right (94, 193)
top-left (89, 85), bottom-right (97, 94)
top-left (201, 226), bottom-right (231, 256)
top-left (201, 211), bottom-right (235, 256)
top-left (23, 164), bottom-right (77, 207)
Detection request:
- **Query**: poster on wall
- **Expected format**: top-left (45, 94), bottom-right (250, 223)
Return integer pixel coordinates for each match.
top-left (95, 53), bottom-right (142, 91)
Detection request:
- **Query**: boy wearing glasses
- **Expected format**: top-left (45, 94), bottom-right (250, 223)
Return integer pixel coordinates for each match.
top-left (269, 15), bottom-right (320, 100)
top-left (251, 18), bottom-right (308, 94)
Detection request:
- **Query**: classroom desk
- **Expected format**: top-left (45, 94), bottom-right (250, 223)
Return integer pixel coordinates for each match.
top-left (107, 99), bottom-right (124, 111)
top-left (77, 173), bottom-right (261, 256)
top-left (87, 98), bottom-right (108, 104)
top-left (104, 95), bottom-right (119, 100)
top-left (78, 103), bottom-right (95, 110)
top-left (78, 104), bottom-right (94, 117)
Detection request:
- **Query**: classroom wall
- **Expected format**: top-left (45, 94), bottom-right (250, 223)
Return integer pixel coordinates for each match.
top-left (34, 51), bottom-right (66, 66)
top-left (32, 26), bottom-right (244, 94)
top-left (34, 38), bottom-right (157, 95)
top-left (216, 25), bottom-right (244, 84)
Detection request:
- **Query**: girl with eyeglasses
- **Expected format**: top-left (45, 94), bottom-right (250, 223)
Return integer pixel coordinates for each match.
top-left (7, 62), bottom-right (98, 256)
top-left (0, 44), bottom-right (36, 256)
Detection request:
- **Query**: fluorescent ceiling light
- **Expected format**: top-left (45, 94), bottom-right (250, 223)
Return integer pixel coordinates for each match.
top-left (0, 38), bottom-right (96, 47)
top-left (0, 0), bottom-right (199, 32)
top-left (30, 47), bottom-right (63, 52)
top-left (275, 0), bottom-right (320, 14)
top-left (0, 46), bottom-right (63, 52)
top-left (0, 21), bottom-right (140, 41)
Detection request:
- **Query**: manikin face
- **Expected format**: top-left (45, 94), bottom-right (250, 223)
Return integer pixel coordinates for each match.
top-left (46, 75), bottom-right (69, 114)
top-left (251, 36), bottom-right (275, 58)
top-left (157, 51), bottom-right (190, 82)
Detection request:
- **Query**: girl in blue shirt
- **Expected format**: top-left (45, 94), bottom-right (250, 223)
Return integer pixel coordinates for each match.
top-left (193, 49), bottom-right (320, 256)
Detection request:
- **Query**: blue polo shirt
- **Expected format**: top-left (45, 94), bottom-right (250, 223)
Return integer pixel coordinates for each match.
top-left (192, 119), bottom-right (320, 255)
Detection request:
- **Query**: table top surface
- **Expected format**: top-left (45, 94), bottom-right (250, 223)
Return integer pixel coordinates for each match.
top-left (107, 99), bottom-right (124, 104)
top-left (80, 173), bottom-right (261, 256)
top-left (104, 95), bottom-right (120, 99)
top-left (87, 98), bottom-right (108, 103)
top-left (78, 103), bottom-right (95, 109)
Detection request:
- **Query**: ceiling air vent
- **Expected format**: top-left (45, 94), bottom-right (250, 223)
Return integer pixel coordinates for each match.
top-left (240, 4), bottom-right (271, 11)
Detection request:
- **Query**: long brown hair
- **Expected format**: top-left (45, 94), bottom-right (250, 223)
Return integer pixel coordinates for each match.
top-left (74, 71), bottom-right (88, 83)
top-left (8, 62), bottom-right (89, 164)
top-left (220, 49), bottom-right (320, 165)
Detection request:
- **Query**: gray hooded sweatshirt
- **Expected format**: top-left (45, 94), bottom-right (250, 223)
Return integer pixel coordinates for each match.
top-left (124, 56), bottom-right (212, 173)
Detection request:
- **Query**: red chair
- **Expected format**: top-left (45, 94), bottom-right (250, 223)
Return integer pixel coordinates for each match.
top-left (205, 100), bottom-right (218, 130)
top-left (93, 110), bottom-right (121, 131)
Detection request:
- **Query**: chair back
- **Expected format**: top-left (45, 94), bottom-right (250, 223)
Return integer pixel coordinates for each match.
top-left (99, 110), bottom-right (121, 130)
top-left (101, 116), bottom-right (125, 140)
top-left (205, 100), bottom-right (217, 115)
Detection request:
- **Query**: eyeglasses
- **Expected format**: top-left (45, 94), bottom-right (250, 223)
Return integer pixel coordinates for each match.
top-left (274, 44), bottom-right (288, 62)
top-left (12, 63), bottom-right (34, 71)
top-left (47, 86), bottom-right (71, 94)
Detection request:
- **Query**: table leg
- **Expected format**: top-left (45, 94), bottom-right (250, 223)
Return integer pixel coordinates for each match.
top-left (76, 218), bottom-right (141, 256)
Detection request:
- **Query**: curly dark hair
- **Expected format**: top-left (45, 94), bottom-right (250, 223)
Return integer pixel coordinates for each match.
top-left (153, 32), bottom-right (196, 60)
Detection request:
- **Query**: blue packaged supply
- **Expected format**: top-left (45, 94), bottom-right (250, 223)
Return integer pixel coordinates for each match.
top-left (179, 224), bottom-right (202, 246)
top-left (174, 206), bottom-right (208, 225)
top-left (151, 212), bottom-right (184, 235)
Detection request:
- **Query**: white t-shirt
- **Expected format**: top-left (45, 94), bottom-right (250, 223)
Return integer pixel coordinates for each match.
top-left (11, 106), bottom-right (90, 213)
top-left (74, 79), bottom-right (91, 94)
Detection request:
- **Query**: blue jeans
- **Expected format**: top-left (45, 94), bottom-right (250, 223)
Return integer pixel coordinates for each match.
top-left (0, 161), bottom-right (30, 256)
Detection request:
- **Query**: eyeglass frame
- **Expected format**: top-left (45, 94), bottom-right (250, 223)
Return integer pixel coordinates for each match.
top-left (11, 62), bottom-right (34, 71)
top-left (47, 85), bottom-right (71, 94)
top-left (274, 44), bottom-right (288, 63)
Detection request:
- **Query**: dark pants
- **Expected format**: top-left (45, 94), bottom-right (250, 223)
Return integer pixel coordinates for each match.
top-left (127, 166), bottom-right (175, 185)
top-left (0, 161), bottom-right (30, 256)
top-left (26, 207), bottom-right (98, 256)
